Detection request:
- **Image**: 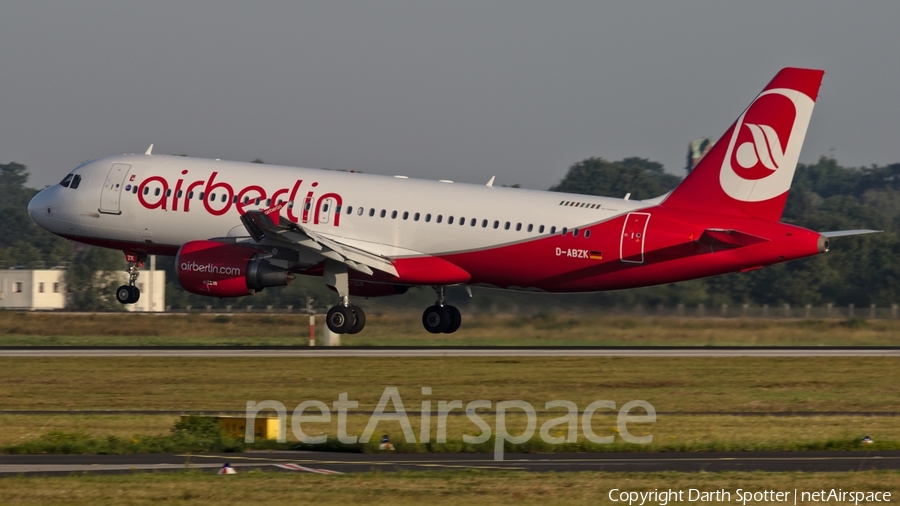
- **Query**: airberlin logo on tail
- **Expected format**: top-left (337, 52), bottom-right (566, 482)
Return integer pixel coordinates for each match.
top-left (735, 123), bottom-right (786, 174)
top-left (719, 88), bottom-right (815, 202)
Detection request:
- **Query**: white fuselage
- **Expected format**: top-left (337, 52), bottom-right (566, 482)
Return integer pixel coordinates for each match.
top-left (31, 154), bottom-right (646, 260)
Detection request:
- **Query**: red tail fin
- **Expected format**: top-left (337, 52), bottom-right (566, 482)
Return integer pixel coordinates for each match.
top-left (662, 68), bottom-right (824, 221)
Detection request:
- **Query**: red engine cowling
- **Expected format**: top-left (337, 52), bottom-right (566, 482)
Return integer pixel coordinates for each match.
top-left (176, 240), bottom-right (294, 297)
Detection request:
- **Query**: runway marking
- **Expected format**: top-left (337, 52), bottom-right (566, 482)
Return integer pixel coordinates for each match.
top-left (276, 463), bottom-right (342, 474)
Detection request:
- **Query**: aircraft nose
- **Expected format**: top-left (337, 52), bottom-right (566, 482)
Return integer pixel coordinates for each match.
top-left (28, 187), bottom-right (55, 228)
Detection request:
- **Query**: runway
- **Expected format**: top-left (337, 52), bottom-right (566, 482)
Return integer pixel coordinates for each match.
top-left (2, 451), bottom-right (898, 475)
top-left (1, 347), bottom-right (897, 357)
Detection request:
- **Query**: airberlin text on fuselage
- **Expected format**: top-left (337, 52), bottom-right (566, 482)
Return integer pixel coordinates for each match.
top-left (180, 261), bottom-right (241, 276)
top-left (136, 170), bottom-right (342, 226)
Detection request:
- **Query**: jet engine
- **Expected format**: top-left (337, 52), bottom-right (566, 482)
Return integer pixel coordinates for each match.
top-left (176, 240), bottom-right (294, 297)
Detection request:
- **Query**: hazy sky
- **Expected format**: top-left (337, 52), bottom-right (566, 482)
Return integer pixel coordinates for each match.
top-left (1, 1), bottom-right (898, 190)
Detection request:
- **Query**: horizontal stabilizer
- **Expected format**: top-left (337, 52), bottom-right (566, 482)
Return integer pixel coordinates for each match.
top-left (698, 229), bottom-right (770, 248)
top-left (820, 229), bottom-right (882, 238)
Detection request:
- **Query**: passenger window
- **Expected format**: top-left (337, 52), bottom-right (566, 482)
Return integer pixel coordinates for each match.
top-left (585, 230), bottom-right (591, 238)
top-left (470, 218), bottom-right (476, 226)
top-left (516, 223), bottom-right (522, 231)
top-left (132, 187), bottom-right (138, 194)
top-left (155, 188), bottom-right (161, 197)
top-left (402, 211), bottom-right (409, 220)
top-left (267, 199), bottom-right (272, 207)
top-left (60, 174), bottom-right (73, 187)
top-left (254, 197), bottom-right (260, 205)
top-left (335, 205), bottom-right (341, 214)
top-left (178, 191), bottom-right (183, 198)
top-left (414, 212), bottom-right (420, 221)
top-left (188, 191), bottom-right (194, 199)
top-left (527, 224), bottom-right (533, 232)
top-left (493, 220), bottom-right (499, 229)
top-left (504, 222), bottom-right (510, 230)
top-left (243, 197), bottom-right (250, 205)
top-left (346, 206), bottom-right (353, 214)
top-left (482, 219), bottom-right (488, 228)
top-left (357, 207), bottom-right (363, 216)
top-left (323, 204), bottom-right (329, 212)
top-left (210, 193), bottom-right (216, 201)
top-left (391, 210), bottom-right (397, 219)
top-left (380, 209), bottom-right (386, 218)
top-left (550, 226), bottom-right (556, 234)
top-left (436, 215), bottom-right (443, 224)
top-left (369, 208), bottom-right (375, 217)
top-left (199, 192), bottom-right (205, 200)
top-left (305, 202), bottom-right (312, 210)
top-left (166, 189), bottom-right (172, 197)
top-left (562, 227), bottom-right (568, 235)
top-left (573, 228), bottom-right (579, 237)
top-left (70, 175), bottom-right (82, 189)
top-left (539, 225), bottom-right (544, 233)
top-left (447, 216), bottom-right (454, 225)
top-left (144, 187), bottom-right (150, 195)
top-left (425, 214), bottom-right (432, 223)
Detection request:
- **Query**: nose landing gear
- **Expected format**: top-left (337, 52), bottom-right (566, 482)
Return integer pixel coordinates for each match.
top-left (422, 286), bottom-right (461, 334)
top-left (115, 252), bottom-right (144, 305)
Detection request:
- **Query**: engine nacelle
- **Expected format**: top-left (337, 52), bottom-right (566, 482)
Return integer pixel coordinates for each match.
top-left (176, 240), bottom-right (294, 297)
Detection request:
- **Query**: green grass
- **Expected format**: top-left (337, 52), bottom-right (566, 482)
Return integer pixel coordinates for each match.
top-left (2, 470), bottom-right (899, 505)
top-left (1, 311), bottom-right (899, 346)
top-left (0, 357), bottom-right (897, 454)
top-left (1, 357), bottom-right (896, 412)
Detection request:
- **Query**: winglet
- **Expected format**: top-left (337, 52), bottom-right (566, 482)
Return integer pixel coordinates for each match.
top-left (145, 144), bottom-right (154, 155)
top-left (486, 176), bottom-right (495, 187)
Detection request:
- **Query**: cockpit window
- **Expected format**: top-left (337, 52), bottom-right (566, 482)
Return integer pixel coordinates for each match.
top-left (70, 175), bottom-right (82, 189)
top-left (59, 174), bottom-right (73, 188)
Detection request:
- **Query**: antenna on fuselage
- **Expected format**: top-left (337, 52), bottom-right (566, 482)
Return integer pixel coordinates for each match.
top-left (145, 144), bottom-right (154, 155)
top-left (486, 176), bottom-right (495, 187)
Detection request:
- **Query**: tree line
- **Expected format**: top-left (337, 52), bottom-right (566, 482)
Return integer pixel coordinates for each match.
top-left (1, 155), bottom-right (896, 311)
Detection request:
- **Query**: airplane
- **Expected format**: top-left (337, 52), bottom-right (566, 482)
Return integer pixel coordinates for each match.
top-left (27, 67), bottom-right (877, 335)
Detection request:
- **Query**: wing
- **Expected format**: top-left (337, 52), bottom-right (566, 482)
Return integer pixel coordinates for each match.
top-left (240, 207), bottom-right (398, 277)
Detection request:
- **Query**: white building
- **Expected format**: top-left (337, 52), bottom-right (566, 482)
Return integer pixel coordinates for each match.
top-left (0, 269), bottom-right (66, 310)
top-left (0, 266), bottom-right (165, 312)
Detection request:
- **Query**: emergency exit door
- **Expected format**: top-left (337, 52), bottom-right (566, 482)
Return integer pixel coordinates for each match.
top-left (620, 212), bottom-right (650, 263)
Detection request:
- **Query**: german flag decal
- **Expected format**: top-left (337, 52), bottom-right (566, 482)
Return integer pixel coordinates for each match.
top-left (589, 251), bottom-right (603, 260)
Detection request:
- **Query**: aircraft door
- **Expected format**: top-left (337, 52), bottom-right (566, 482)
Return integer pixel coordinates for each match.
top-left (99, 163), bottom-right (132, 214)
top-left (316, 197), bottom-right (337, 225)
top-left (620, 212), bottom-right (650, 264)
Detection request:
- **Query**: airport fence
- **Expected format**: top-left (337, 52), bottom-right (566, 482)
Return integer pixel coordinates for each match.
top-left (161, 302), bottom-right (900, 319)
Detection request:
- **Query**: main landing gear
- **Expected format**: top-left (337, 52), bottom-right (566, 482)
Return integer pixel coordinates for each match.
top-left (323, 261), bottom-right (366, 335)
top-left (422, 286), bottom-right (461, 334)
top-left (115, 252), bottom-right (144, 305)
